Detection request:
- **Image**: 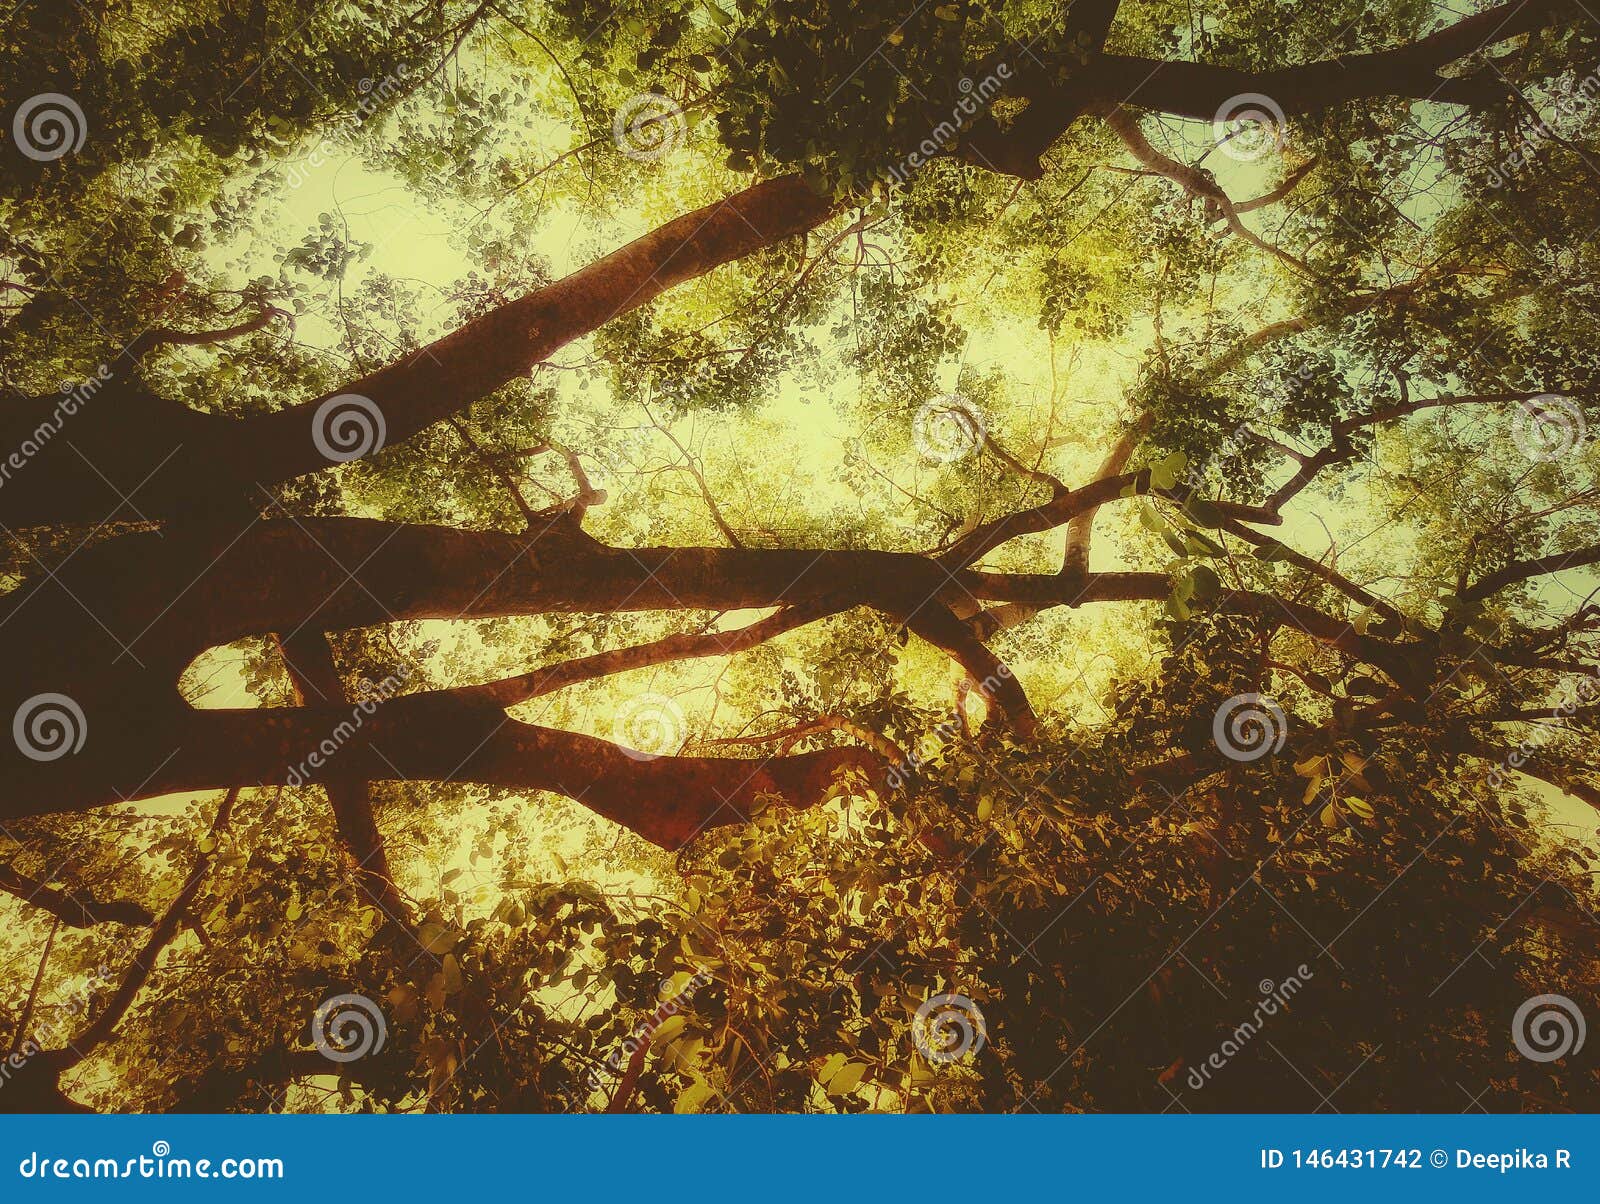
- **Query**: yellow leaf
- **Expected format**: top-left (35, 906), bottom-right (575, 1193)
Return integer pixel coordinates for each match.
top-left (652, 1014), bottom-right (687, 1045)
top-left (674, 1080), bottom-right (716, 1114)
top-left (828, 1061), bottom-right (869, 1095)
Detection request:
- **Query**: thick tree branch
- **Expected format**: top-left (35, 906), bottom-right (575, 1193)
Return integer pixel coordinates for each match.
top-left (1465, 543), bottom-right (1600, 601)
top-left (276, 631), bottom-right (411, 921)
top-left (0, 863), bottom-right (153, 928)
top-left (968, 0), bottom-right (1561, 177)
top-left (13, 702), bottom-right (879, 851)
top-left (0, 177), bottom-right (833, 526)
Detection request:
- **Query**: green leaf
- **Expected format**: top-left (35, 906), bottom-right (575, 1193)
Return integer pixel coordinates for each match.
top-left (1182, 497), bottom-right (1226, 528)
top-left (1189, 564), bottom-right (1222, 599)
top-left (1149, 451), bottom-right (1187, 491)
top-left (817, 1052), bottom-right (847, 1084)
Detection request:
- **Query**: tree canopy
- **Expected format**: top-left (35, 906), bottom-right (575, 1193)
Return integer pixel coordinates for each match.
top-left (1, 0), bottom-right (1598, 1114)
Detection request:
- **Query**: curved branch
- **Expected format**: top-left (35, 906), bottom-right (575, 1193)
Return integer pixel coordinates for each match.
top-left (468, 602), bottom-right (836, 707)
top-left (0, 864), bottom-right (153, 929)
top-left (1097, 104), bottom-right (1316, 277)
top-left (123, 306), bottom-right (288, 362)
top-left (1465, 543), bottom-right (1600, 602)
top-left (971, 0), bottom-right (1560, 177)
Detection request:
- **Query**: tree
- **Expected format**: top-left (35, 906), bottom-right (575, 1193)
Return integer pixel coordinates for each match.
top-left (1, 0), bottom-right (1598, 1113)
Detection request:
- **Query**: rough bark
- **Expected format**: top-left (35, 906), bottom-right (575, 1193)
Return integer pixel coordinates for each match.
top-left (0, 176), bottom-right (834, 527)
